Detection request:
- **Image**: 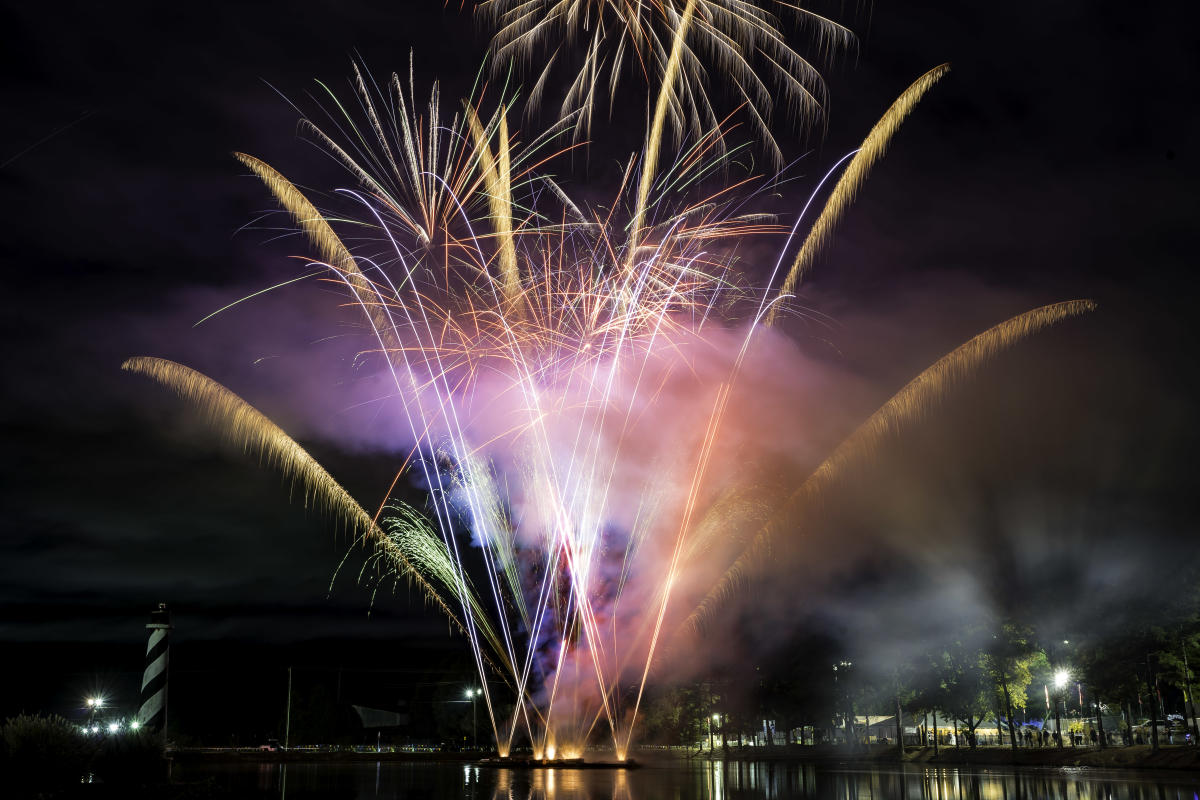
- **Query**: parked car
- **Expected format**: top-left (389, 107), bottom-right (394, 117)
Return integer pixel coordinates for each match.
top-left (259, 738), bottom-right (281, 752)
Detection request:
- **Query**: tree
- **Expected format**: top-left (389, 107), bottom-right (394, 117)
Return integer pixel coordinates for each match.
top-left (1154, 627), bottom-right (1200, 742)
top-left (756, 632), bottom-right (842, 746)
top-left (915, 625), bottom-right (996, 749)
top-left (638, 683), bottom-right (709, 747)
top-left (856, 650), bottom-right (921, 758)
top-left (984, 623), bottom-right (1046, 751)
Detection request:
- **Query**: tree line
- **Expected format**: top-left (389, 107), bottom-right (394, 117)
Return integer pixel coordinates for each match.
top-left (639, 613), bottom-right (1200, 750)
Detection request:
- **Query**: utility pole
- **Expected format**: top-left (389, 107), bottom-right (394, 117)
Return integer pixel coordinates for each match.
top-left (284, 666), bottom-right (293, 751)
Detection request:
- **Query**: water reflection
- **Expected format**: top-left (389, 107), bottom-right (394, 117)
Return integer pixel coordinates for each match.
top-left (488, 766), bottom-right (635, 800)
top-left (183, 759), bottom-right (1200, 800)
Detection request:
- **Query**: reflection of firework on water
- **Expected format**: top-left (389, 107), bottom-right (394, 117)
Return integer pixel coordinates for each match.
top-left (124, 4), bottom-right (1093, 761)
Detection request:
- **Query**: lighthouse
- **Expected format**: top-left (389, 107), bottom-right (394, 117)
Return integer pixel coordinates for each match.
top-left (136, 603), bottom-right (172, 735)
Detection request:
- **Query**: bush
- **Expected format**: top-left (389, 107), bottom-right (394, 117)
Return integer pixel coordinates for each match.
top-left (0, 714), bottom-right (166, 796)
top-left (1, 713), bottom-right (92, 795)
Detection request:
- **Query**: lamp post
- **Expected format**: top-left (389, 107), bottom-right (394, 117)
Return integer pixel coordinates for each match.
top-left (466, 688), bottom-right (479, 748)
top-left (833, 660), bottom-right (854, 750)
top-left (709, 713), bottom-right (718, 752)
top-left (1054, 669), bottom-right (1069, 749)
top-left (86, 697), bottom-right (104, 728)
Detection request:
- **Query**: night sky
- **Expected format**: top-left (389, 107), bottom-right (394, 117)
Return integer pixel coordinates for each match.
top-left (1, 1), bottom-right (1197, 731)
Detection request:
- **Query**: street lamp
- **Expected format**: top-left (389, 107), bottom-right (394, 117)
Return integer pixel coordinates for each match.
top-left (466, 688), bottom-right (479, 748)
top-left (1052, 669), bottom-right (1069, 748)
top-left (833, 661), bottom-right (854, 750)
top-left (86, 696), bottom-right (105, 727)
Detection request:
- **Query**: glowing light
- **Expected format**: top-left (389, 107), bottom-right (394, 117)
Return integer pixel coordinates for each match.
top-left (130, 721), bottom-right (141, 731)
top-left (1054, 669), bottom-right (1070, 689)
top-left (107, 722), bottom-right (120, 734)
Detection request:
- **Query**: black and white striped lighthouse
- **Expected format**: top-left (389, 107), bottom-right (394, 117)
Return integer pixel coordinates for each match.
top-left (136, 603), bottom-right (172, 735)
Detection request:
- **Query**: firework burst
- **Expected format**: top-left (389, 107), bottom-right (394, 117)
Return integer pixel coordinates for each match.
top-left (125, 5), bottom-right (1092, 761)
top-left (477, 0), bottom-right (852, 162)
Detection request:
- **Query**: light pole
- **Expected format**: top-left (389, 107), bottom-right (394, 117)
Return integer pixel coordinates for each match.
top-left (833, 660), bottom-right (854, 750)
top-left (466, 688), bottom-right (479, 748)
top-left (86, 696), bottom-right (105, 728)
top-left (709, 713), bottom-right (717, 752)
top-left (1054, 669), bottom-right (1069, 748)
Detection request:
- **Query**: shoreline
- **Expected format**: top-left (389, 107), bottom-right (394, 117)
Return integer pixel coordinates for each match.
top-left (905, 744), bottom-right (1200, 771)
top-left (711, 744), bottom-right (1200, 772)
top-left (168, 744), bottom-right (1200, 772)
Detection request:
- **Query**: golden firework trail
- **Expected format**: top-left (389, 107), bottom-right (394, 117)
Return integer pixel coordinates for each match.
top-left (767, 63), bottom-right (952, 324)
top-left (465, 103), bottom-right (522, 311)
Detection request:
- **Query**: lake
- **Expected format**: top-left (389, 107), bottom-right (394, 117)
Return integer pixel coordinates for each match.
top-left (172, 757), bottom-right (1200, 799)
